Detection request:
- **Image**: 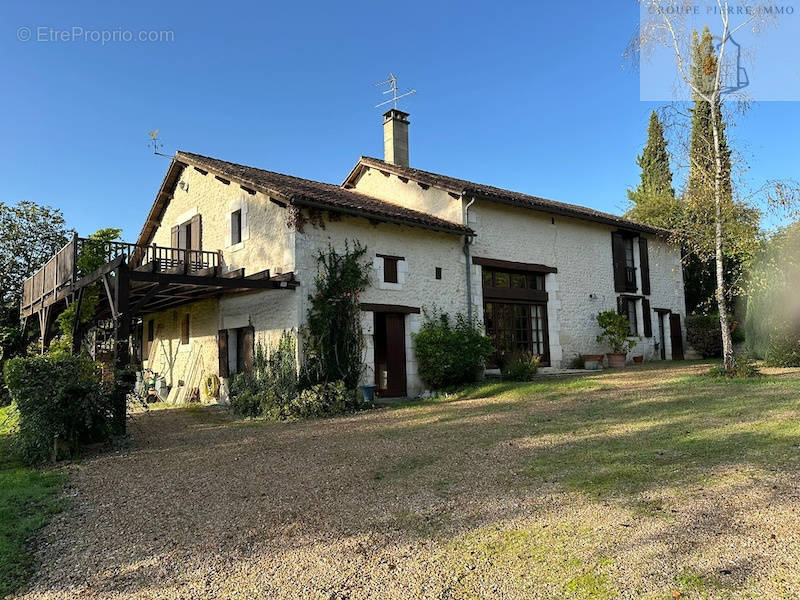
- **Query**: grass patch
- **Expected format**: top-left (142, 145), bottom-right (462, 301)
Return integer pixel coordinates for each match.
top-left (0, 404), bottom-right (65, 597)
top-left (438, 524), bottom-right (618, 598)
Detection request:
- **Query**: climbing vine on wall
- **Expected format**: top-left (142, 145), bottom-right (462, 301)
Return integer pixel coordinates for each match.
top-left (302, 241), bottom-right (371, 390)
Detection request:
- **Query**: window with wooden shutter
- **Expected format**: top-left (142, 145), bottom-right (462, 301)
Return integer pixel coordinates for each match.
top-left (218, 330), bottom-right (229, 378)
top-left (642, 298), bottom-right (653, 337)
top-left (377, 254), bottom-right (403, 284)
top-left (639, 237), bottom-right (651, 295)
top-left (190, 214), bottom-right (202, 251)
top-left (181, 314), bottom-right (190, 345)
top-left (170, 225), bottom-right (179, 248)
top-left (617, 296), bottom-right (638, 336)
top-left (237, 326), bottom-right (255, 374)
top-left (612, 232), bottom-right (627, 292)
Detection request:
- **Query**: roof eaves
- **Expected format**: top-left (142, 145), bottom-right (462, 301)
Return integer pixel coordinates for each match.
top-left (289, 195), bottom-right (472, 236)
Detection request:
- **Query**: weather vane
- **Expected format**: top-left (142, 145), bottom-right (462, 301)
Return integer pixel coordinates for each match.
top-left (374, 73), bottom-right (416, 110)
top-left (147, 129), bottom-right (171, 157)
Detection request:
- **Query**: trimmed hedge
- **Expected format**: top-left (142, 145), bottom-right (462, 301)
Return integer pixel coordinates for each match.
top-left (3, 355), bottom-right (125, 464)
top-left (686, 314), bottom-right (723, 358)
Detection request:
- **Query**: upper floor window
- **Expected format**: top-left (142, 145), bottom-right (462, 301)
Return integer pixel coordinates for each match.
top-left (231, 209), bottom-right (242, 245)
top-left (624, 237), bottom-right (636, 290)
top-left (171, 214), bottom-right (202, 252)
top-left (377, 254), bottom-right (403, 284)
top-left (178, 220), bottom-right (192, 250)
top-left (612, 231), bottom-right (637, 293)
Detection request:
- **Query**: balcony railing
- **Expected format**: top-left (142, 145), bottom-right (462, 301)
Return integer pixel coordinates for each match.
top-left (21, 237), bottom-right (220, 316)
top-left (75, 239), bottom-right (219, 274)
top-left (624, 265), bottom-right (637, 292)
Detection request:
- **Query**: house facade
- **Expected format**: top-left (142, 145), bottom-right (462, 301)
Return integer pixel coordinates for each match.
top-left (136, 110), bottom-right (686, 401)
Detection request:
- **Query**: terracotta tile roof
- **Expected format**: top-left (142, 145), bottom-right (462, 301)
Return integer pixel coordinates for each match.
top-left (176, 152), bottom-right (471, 235)
top-left (348, 156), bottom-right (671, 237)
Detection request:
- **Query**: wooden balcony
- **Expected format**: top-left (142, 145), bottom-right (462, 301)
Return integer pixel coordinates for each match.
top-left (20, 236), bottom-right (227, 319)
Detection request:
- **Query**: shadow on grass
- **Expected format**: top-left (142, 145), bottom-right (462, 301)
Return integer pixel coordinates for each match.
top-left (24, 363), bottom-right (800, 598)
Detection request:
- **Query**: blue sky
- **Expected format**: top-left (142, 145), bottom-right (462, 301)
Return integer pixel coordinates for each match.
top-left (1, 0), bottom-right (798, 239)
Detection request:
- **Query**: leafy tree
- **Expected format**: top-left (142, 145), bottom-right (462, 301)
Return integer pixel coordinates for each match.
top-left (0, 202), bottom-right (71, 401)
top-left (0, 202), bottom-right (71, 307)
top-left (626, 111), bottom-right (681, 230)
top-left (633, 6), bottom-right (775, 371)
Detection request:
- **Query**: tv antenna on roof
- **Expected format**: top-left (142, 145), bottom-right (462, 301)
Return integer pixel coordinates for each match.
top-left (374, 73), bottom-right (416, 110)
top-left (147, 129), bottom-right (171, 158)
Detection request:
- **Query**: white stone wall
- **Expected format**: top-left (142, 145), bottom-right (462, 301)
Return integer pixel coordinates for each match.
top-left (142, 164), bottom-right (301, 403)
top-left (465, 201), bottom-right (686, 366)
top-left (142, 299), bottom-right (220, 403)
top-left (295, 212), bottom-right (467, 397)
top-left (351, 167), bottom-right (464, 224)
top-left (150, 165), bottom-right (294, 276)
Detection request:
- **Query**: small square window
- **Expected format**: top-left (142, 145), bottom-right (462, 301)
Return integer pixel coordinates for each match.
top-left (231, 209), bottom-right (242, 245)
top-left (435, 267), bottom-right (442, 280)
top-left (181, 314), bottom-right (190, 345)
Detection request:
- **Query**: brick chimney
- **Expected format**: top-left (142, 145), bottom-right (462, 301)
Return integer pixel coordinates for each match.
top-left (383, 109), bottom-right (409, 167)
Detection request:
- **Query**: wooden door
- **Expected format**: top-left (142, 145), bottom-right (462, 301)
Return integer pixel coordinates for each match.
top-left (669, 313), bottom-right (684, 360)
top-left (374, 313), bottom-right (406, 397)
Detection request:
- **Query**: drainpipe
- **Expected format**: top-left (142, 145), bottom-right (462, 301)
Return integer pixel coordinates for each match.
top-left (463, 195), bottom-right (476, 322)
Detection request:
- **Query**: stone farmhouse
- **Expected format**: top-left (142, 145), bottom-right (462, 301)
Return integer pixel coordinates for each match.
top-left (21, 110), bottom-right (687, 401)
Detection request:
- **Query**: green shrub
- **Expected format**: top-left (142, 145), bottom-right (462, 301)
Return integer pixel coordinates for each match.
top-left (3, 355), bottom-right (126, 464)
top-left (763, 330), bottom-right (800, 367)
top-left (412, 311), bottom-right (494, 390)
top-left (501, 351), bottom-right (541, 381)
top-left (595, 311), bottom-right (636, 354)
top-left (228, 332), bottom-right (358, 420)
top-left (708, 352), bottom-right (760, 378)
top-left (686, 314), bottom-right (723, 358)
top-left (289, 381), bottom-right (356, 419)
top-left (229, 332), bottom-right (299, 419)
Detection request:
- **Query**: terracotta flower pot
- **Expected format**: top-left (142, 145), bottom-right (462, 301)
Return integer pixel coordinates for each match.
top-left (606, 353), bottom-right (627, 368)
top-left (633, 356), bottom-right (644, 364)
top-left (581, 354), bottom-right (604, 370)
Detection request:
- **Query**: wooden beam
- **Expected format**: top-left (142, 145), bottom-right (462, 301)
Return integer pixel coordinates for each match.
top-left (471, 256), bottom-right (558, 274)
top-left (71, 287), bottom-right (85, 355)
top-left (221, 268), bottom-right (245, 279)
top-left (245, 269), bottom-right (271, 280)
top-left (129, 271), bottom-right (280, 289)
top-left (102, 274), bottom-right (118, 320)
top-left (359, 303), bottom-right (420, 314)
top-left (130, 282), bottom-right (169, 314)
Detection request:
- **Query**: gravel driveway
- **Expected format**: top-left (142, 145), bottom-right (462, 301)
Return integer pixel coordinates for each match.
top-left (12, 365), bottom-right (800, 599)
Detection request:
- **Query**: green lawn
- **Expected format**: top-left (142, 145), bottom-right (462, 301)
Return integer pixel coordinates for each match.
top-left (7, 361), bottom-right (800, 598)
top-left (0, 404), bottom-right (64, 598)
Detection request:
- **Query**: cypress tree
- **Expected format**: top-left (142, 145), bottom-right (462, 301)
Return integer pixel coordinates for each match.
top-left (626, 111), bottom-right (680, 229)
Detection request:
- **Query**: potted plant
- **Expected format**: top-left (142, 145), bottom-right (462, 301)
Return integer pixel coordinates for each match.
top-left (596, 311), bottom-right (636, 368)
